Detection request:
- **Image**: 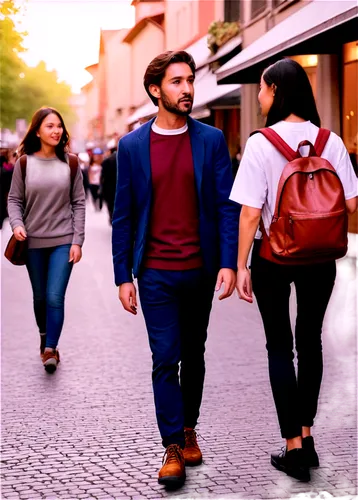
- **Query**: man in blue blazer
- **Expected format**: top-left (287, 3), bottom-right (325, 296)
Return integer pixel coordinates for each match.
top-left (112, 51), bottom-right (239, 488)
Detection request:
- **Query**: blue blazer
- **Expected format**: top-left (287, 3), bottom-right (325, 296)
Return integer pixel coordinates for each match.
top-left (112, 116), bottom-right (240, 285)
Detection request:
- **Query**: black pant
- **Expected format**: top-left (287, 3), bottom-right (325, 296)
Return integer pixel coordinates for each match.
top-left (89, 184), bottom-right (102, 210)
top-left (251, 240), bottom-right (336, 439)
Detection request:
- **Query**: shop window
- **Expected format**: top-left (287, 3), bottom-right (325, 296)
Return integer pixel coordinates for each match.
top-left (214, 108), bottom-right (240, 158)
top-left (224, 0), bottom-right (241, 22)
top-left (251, 0), bottom-right (267, 19)
top-left (289, 55), bottom-right (317, 97)
top-left (343, 41), bottom-right (358, 233)
top-left (343, 41), bottom-right (358, 174)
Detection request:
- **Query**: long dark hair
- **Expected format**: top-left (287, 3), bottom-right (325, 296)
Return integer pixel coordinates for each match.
top-left (263, 59), bottom-right (321, 127)
top-left (144, 51), bottom-right (196, 105)
top-left (18, 107), bottom-right (70, 162)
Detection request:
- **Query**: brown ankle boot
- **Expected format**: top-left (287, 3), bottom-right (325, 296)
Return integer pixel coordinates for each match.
top-left (183, 428), bottom-right (202, 466)
top-left (158, 444), bottom-right (185, 488)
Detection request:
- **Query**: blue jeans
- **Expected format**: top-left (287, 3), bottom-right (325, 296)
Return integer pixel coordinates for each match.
top-left (138, 267), bottom-right (215, 448)
top-left (26, 244), bottom-right (73, 349)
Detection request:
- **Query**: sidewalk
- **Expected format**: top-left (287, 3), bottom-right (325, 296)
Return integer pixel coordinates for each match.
top-left (1, 205), bottom-right (357, 500)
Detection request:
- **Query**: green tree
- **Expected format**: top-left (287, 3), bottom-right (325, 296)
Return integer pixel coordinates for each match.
top-left (0, 1), bottom-right (75, 130)
top-left (0, 0), bottom-right (27, 128)
top-left (17, 61), bottom-right (76, 127)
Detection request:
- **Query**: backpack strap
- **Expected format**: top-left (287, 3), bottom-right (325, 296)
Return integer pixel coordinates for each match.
top-left (314, 128), bottom-right (330, 157)
top-left (67, 153), bottom-right (79, 194)
top-left (19, 155), bottom-right (27, 182)
top-left (251, 128), bottom-right (298, 162)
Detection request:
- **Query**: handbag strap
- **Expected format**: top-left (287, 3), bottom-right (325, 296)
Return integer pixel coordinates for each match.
top-left (67, 153), bottom-right (79, 195)
top-left (19, 155), bottom-right (27, 181)
top-left (68, 153), bottom-right (78, 186)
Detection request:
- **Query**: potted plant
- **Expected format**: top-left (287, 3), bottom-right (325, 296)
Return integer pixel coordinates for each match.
top-left (207, 21), bottom-right (240, 55)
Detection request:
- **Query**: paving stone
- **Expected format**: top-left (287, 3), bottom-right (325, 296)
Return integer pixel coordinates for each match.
top-left (1, 208), bottom-right (357, 500)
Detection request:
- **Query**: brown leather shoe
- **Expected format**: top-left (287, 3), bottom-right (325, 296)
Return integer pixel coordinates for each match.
top-left (42, 349), bottom-right (60, 374)
top-left (158, 444), bottom-right (185, 488)
top-left (183, 428), bottom-right (202, 466)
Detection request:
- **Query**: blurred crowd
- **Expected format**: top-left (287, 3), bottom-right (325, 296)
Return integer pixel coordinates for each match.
top-left (78, 138), bottom-right (118, 224)
top-left (0, 148), bottom-right (17, 229)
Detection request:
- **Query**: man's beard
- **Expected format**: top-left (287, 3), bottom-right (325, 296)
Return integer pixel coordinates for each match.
top-left (161, 90), bottom-right (193, 116)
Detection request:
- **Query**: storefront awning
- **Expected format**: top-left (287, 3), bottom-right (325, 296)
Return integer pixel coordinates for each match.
top-left (206, 35), bottom-right (242, 65)
top-left (193, 67), bottom-right (240, 110)
top-left (127, 68), bottom-right (240, 126)
top-left (217, 0), bottom-right (358, 84)
top-left (127, 101), bottom-right (157, 126)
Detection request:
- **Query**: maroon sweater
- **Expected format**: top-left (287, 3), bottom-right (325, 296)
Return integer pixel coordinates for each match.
top-left (144, 129), bottom-right (203, 270)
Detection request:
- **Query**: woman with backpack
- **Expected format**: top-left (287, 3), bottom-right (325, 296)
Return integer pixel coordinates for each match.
top-left (7, 107), bottom-right (86, 373)
top-left (231, 59), bottom-right (357, 482)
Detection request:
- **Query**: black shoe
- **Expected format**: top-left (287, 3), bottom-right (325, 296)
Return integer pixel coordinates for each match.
top-left (271, 447), bottom-right (310, 482)
top-left (302, 436), bottom-right (319, 467)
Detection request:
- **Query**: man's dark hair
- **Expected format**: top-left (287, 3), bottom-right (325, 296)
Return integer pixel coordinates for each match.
top-left (144, 51), bottom-right (196, 106)
top-left (263, 58), bottom-right (321, 128)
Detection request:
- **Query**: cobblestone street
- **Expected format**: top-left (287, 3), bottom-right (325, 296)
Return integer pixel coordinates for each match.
top-left (1, 205), bottom-right (357, 500)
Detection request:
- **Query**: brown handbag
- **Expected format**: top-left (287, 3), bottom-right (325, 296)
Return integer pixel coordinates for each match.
top-left (252, 128), bottom-right (348, 265)
top-left (4, 156), bottom-right (28, 266)
top-left (4, 234), bottom-right (28, 266)
top-left (4, 153), bottom-right (79, 266)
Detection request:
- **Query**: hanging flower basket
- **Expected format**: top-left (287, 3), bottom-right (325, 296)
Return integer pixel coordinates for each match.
top-left (207, 21), bottom-right (240, 55)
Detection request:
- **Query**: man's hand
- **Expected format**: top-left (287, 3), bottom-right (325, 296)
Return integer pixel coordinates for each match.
top-left (119, 282), bottom-right (137, 315)
top-left (69, 244), bottom-right (82, 264)
top-left (215, 268), bottom-right (236, 300)
top-left (13, 226), bottom-right (27, 241)
top-left (236, 267), bottom-right (253, 303)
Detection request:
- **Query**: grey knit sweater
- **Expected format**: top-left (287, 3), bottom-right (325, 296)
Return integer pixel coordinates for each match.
top-left (8, 154), bottom-right (86, 249)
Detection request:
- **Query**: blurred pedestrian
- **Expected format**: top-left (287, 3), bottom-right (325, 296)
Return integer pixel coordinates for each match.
top-left (88, 147), bottom-right (103, 211)
top-left (7, 107), bottom-right (86, 373)
top-left (112, 51), bottom-right (239, 488)
top-left (0, 149), bottom-right (15, 229)
top-left (231, 59), bottom-right (358, 481)
top-left (78, 152), bottom-right (90, 199)
top-left (100, 140), bottom-right (117, 224)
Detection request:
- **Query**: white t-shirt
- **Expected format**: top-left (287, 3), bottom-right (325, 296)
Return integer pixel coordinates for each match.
top-left (230, 120), bottom-right (358, 238)
top-left (152, 120), bottom-right (188, 135)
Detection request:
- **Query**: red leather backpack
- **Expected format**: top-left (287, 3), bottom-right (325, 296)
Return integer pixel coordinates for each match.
top-left (252, 128), bottom-right (348, 265)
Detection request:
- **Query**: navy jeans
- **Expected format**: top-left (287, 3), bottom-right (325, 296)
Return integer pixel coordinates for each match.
top-left (138, 268), bottom-right (215, 448)
top-left (26, 244), bottom-right (73, 349)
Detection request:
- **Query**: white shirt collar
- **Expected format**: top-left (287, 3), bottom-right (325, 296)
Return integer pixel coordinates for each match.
top-left (152, 119), bottom-right (188, 136)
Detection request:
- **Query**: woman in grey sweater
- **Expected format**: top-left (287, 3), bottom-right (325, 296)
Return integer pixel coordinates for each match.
top-left (8, 107), bottom-right (86, 373)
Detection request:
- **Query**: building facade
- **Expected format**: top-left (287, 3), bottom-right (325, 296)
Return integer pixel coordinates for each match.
top-left (126, 0), bottom-right (243, 156)
top-left (68, 93), bottom-right (87, 153)
top-left (123, 12), bottom-right (165, 110)
top-left (78, 0), bottom-right (357, 233)
top-left (81, 65), bottom-right (100, 143)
